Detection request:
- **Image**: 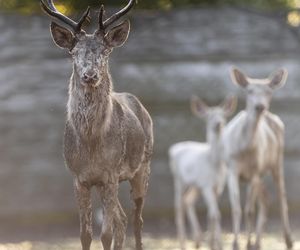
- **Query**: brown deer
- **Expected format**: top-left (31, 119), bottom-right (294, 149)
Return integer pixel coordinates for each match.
top-left (40, 1), bottom-right (153, 250)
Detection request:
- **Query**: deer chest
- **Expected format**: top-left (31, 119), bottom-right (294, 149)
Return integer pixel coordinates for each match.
top-left (64, 119), bottom-right (145, 184)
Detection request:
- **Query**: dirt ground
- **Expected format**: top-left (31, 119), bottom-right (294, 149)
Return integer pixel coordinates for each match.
top-left (0, 216), bottom-right (299, 250)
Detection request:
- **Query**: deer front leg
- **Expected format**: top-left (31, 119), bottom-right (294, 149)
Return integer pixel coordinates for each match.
top-left (254, 181), bottom-right (268, 250)
top-left (99, 183), bottom-right (127, 250)
top-left (114, 199), bottom-right (128, 250)
top-left (74, 179), bottom-right (93, 250)
top-left (244, 177), bottom-right (259, 250)
top-left (227, 168), bottom-right (241, 250)
top-left (203, 188), bottom-right (222, 250)
top-left (272, 166), bottom-right (293, 249)
top-left (184, 187), bottom-right (202, 249)
top-left (174, 179), bottom-right (187, 250)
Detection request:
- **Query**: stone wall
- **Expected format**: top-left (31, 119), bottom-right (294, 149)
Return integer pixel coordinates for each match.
top-left (0, 7), bottom-right (300, 222)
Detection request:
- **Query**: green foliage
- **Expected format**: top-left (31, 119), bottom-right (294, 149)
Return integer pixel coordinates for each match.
top-left (0, 0), bottom-right (297, 13)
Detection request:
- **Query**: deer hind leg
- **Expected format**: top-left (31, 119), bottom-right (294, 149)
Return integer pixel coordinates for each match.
top-left (203, 188), bottom-right (222, 250)
top-left (272, 166), bottom-right (293, 249)
top-left (184, 187), bottom-right (202, 249)
top-left (74, 179), bottom-right (93, 250)
top-left (129, 161), bottom-right (151, 250)
top-left (227, 168), bottom-right (241, 250)
top-left (244, 177), bottom-right (259, 250)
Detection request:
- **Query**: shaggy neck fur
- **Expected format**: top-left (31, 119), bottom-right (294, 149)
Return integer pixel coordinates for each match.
top-left (67, 61), bottom-right (113, 138)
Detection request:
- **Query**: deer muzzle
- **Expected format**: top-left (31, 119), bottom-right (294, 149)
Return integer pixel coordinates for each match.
top-left (214, 121), bottom-right (223, 133)
top-left (82, 71), bottom-right (99, 86)
top-left (255, 104), bottom-right (266, 113)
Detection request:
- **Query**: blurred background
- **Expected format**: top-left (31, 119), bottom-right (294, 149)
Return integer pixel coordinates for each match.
top-left (0, 0), bottom-right (300, 249)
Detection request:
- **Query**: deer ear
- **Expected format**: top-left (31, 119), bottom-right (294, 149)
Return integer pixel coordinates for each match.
top-left (268, 68), bottom-right (288, 90)
top-left (222, 95), bottom-right (237, 117)
top-left (190, 95), bottom-right (208, 118)
top-left (230, 67), bottom-right (249, 88)
top-left (105, 20), bottom-right (130, 48)
top-left (50, 22), bottom-right (75, 50)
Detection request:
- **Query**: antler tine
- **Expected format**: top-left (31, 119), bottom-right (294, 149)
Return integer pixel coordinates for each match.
top-left (98, 5), bottom-right (105, 32)
top-left (46, 0), bottom-right (56, 11)
top-left (40, 0), bottom-right (90, 33)
top-left (103, 0), bottom-right (135, 30)
top-left (40, 0), bottom-right (78, 31)
top-left (76, 6), bottom-right (91, 32)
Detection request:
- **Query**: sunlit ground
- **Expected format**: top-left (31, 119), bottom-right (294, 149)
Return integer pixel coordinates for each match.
top-left (0, 232), bottom-right (299, 250)
top-left (0, 215), bottom-right (299, 250)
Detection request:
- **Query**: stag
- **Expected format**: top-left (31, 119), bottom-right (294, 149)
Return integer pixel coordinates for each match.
top-left (40, 1), bottom-right (153, 250)
top-left (169, 96), bottom-right (236, 250)
top-left (223, 67), bottom-right (293, 250)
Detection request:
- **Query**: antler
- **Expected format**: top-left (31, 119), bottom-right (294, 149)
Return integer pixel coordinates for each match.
top-left (40, 0), bottom-right (90, 33)
top-left (98, 0), bottom-right (136, 32)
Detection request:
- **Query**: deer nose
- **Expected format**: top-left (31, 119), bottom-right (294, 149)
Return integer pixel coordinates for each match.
top-left (255, 104), bottom-right (265, 113)
top-left (82, 72), bottom-right (99, 84)
top-left (215, 122), bottom-right (222, 132)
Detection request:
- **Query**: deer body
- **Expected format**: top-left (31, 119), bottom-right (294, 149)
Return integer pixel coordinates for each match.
top-left (169, 96), bottom-right (236, 250)
top-left (223, 110), bottom-right (283, 180)
top-left (41, 1), bottom-right (153, 249)
top-left (223, 68), bottom-right (293, 250)
top-left (170, 141), bottom-right (226, 196)
top-left (65, 90), bottom-right (149, 183)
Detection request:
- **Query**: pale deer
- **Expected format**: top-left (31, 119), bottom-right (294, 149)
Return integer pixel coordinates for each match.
top-left (40, 1), bottom-right (153, 250)
top-left (223, 67), bottom-right (293, 250)
top-left (169, 96), bottom-right (236, 250)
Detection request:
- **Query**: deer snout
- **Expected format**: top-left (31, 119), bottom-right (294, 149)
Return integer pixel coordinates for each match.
top-left (82, 71), bottom-right (99, 85)
top-left (255, 103), bottom-right (266, 113)
top-left (214, 121), bottom-right (223, 132)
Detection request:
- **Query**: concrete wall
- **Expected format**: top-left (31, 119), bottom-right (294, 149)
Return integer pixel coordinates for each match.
top-left (0, 7), bottom-right (300, 222)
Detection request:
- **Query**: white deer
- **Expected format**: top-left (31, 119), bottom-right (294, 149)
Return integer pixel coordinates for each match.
top-left (169, 96), bottom-right (237, 250)
top-left (223, 67), bottom-right (293, 250)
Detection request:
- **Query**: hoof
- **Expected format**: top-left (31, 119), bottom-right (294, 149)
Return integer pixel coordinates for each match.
top-left (194, 235), bottom-right (202, 249)
top-left (210, 241), bottom-right (223, 250)
top-left (253, 243), bottom-right (261, 250)
top-left (233, 241), bottom-right (239, 250)
top-left (285, 236), bottom-right (293, 249)
top-left (246, 241), bottom-right (252, 250)
top-left (179, 244), bottom-right (186, 250)
top-left (135, 243), bottom-right (143, 250)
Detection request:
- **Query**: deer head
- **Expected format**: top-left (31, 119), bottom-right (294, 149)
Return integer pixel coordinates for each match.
top-left (191, 96), bottom-right (237, 139)
top-left (41, 0), bottom-right (135, 88)
top-left (231, 67), bottom-right (287, 115)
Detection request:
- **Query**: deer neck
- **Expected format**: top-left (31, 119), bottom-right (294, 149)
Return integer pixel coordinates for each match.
top-left (207, 129), bottom-right (223, 166)
top-left (243, 108), bottom-right (264, 148)
top-left (67, 64), bottom-right (113, 138)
